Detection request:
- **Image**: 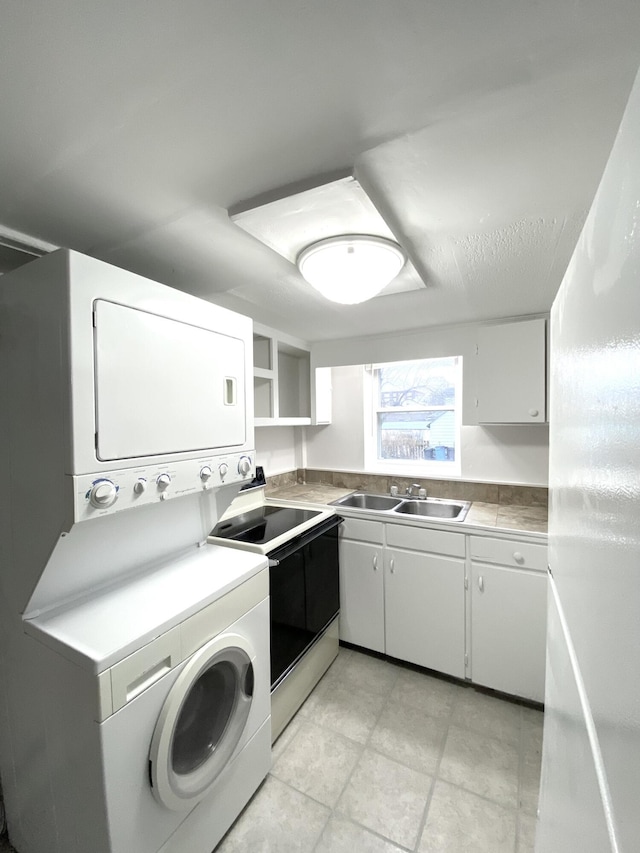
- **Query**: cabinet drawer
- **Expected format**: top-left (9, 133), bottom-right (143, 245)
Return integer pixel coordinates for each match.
top-left (386, 523), bottom-right (465, 558)
top-left (339, 517), bottom-right (384, 544)
top-left (469, 535), bottom-right (547, 571)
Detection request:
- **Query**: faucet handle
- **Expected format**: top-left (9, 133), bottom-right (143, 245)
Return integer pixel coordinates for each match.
top-left (390, 484), bottom-right (399, 497)
top-left (418, 488), bottom-right (427, 500)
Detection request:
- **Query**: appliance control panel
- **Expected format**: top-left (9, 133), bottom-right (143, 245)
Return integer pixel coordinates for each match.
top-left (73, 452), bottom-right (254, 522)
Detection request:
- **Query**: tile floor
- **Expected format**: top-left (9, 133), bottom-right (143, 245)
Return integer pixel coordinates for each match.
top-left (218, 646), bottom-right (542, 853)
top-left (0, 646), bottom-right (543, 853)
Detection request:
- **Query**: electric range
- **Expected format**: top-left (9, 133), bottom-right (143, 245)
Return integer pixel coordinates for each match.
top-left (207, 473), bottom-right (341, 741)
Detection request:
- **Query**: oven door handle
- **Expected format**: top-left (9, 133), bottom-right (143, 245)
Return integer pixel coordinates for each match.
top-left (268, 515), bottom-right (343, 562)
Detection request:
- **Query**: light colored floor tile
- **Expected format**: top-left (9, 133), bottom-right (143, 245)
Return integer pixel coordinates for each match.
top-left (522, 706), bottom-right (544, 747)
top-left (315, 815), bottom-right (407, 853)
top-left (337, 749), bottom-right (432, 849)
top-left (389, 668), bottom-right (459, 721)
top-left (419, 780), bottom-right (517, 852)
top-left (370, 700), bottom-right (447, 775)
top-left (451, 688), bottom-right (522, 746)
top-left (271, 720), bottom-right (362, 807)
top-left (306, 680), bottom-right (387, 743)
top-left (271, 714), bottom-right (302, 761)
top-left (216, 775), bottom-right (330, 853)
top-left (519, 706), bottom-right (543, 814)
top-left (439, 724), bottom-right (519, 808)
top-left (519, 748), bottom-right (542, 815)
top-left (330, 649), bottom-right (402, 697)
top-left (297, 647), bottom-right (359, 718)
top-left (517, 811), bottom-right (538, 852)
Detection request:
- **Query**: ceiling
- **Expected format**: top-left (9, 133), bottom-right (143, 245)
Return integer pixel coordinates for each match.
top-left (1, 1), bottom-right (639, 342)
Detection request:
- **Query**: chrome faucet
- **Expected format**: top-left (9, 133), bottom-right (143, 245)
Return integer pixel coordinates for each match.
top-left (406, 483), bottom-right (422, 497)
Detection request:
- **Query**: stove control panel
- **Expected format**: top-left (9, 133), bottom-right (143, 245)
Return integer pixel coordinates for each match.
top-left (73, 452), bottom-right (254, 522)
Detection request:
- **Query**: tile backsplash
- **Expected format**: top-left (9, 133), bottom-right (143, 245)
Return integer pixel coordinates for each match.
top-left (268, 468), bottom-right (547, 508)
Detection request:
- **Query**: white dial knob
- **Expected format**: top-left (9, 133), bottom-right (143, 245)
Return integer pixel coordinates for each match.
top-left (89, 479), bottom-right (118, 508)
top-left (238, 456), bottom-right (252, 477)
top-left (200, 465), bottom-right (212, 482)
top-left (133, 478), bottom-right (147, 495)
top-left (156, 473), bottom-right (171, 491)
top-left (218, 462), bottom-right (229, 480)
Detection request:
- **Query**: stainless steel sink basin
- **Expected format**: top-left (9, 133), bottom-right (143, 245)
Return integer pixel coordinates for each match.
top-left (332, 492), bottom-right (404, 511)
top-left (393, 499), bottom-right (471, 521)
top-left (331, 492), bottom-right (471, 522)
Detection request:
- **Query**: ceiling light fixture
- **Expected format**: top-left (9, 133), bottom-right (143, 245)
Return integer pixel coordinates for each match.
top-left (296, 234), bottom-right (406, 304)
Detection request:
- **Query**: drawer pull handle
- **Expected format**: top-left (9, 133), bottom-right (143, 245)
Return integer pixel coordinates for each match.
top-left (390, 557), bottom-right (395, 574)
top-left (513, 551), bottom-right (525, 564)
top-left (373, 554), bottom-right (378, 571)
top-left (478, 575), bottom-right (484, 592)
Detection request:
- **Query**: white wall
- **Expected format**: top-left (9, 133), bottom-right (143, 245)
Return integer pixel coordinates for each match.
top-left (254, 425), bottom-right (303, 475)
top-left (254, 316), bottom-right (550, 486)
top-left (306, 320), bottom-right (550, 486)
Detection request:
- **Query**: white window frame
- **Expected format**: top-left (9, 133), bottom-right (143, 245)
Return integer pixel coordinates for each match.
top-left (363, 357), bottom-right (463, 477)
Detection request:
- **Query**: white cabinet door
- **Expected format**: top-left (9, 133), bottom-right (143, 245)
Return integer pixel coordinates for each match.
top-left (385, 547), bottom-right (465, 678)
top-left (338, 539), bottom-right (385, 653)
top-left (476, 317), bottom-right (546, 423)
top-left (471, 563), bottom-right (547, 702)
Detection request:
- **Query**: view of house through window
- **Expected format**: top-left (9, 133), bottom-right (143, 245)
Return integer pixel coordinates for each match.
top-left (370, 356), bottom-right (462, 469)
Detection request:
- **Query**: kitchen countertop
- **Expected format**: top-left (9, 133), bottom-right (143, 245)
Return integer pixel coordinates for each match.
top-left (266, 483), bottom-right (548, 537)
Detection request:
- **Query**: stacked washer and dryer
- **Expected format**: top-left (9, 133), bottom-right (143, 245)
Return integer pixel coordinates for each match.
top-left (0, 250), bottom-right (271, 853)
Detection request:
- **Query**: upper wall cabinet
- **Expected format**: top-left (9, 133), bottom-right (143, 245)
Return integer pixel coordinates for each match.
top-left (475, 318), bottom-right (547, 424)
top-left (253, 323), bottom-right (311, 426)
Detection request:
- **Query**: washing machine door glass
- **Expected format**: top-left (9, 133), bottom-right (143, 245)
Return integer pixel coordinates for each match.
top-left (150, 635), bottom-right (255, 811)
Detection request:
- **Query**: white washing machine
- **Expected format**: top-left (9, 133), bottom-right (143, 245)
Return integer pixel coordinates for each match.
top-left (15, 545), bottom-right (271, 853)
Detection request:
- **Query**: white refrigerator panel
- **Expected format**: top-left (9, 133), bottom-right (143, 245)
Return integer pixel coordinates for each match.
top-left (95, 300), bottom-right (246, 460)
top-left (540, 68), bottom-right (640, 852)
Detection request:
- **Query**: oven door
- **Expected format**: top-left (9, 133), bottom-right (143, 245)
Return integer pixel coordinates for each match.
top-left (268, 517), bottom-right (341, 688)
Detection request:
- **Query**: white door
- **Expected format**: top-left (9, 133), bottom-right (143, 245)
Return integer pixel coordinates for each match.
top-left (385, 547), bottom-right (465, 678)
top-left (94, 300), bottom-right (246, 460)
top-left (470, 563), bottom-right (547, 702)
top-left (338, 540), bottom-right (385, 653)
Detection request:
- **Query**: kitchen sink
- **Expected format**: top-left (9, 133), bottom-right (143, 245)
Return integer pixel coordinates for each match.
top-left (332, 492), bottom-right (404, 511)
top-left (330, 492), bottom-right (471, 522)
top-left (393, 499), bottom-right (471, 521)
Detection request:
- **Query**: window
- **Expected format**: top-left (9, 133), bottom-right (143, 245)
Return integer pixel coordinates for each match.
top-left (365, 356), bottom-right (462, 473)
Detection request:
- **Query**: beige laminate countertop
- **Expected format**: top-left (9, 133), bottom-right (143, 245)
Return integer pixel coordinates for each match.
top-left (266, 483), bottom-right (548, 537)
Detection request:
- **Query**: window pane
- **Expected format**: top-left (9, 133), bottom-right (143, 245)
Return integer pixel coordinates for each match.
top-left (377, 358), bottom-right (458, 408)
top-left (377, 411), bottom-right (456, 461)
top-left (374, 357), bottom-right (459, 463)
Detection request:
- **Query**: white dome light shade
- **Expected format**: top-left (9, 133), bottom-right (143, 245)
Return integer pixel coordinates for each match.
top-left (296, 235), bottom-right (406, 304)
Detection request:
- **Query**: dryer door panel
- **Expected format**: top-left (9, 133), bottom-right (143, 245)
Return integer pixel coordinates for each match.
top-left (93, 300), bottom-right (246, 461)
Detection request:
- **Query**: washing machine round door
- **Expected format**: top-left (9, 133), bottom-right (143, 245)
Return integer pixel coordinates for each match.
top-left (149, 632), bottom-right (255, 810)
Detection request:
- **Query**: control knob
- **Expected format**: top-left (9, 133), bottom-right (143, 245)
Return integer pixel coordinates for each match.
top-left (200, 465), bottom-right (212, 483)
top-left (218, 462), bottom-right (229, 481)
top-left (89, 479), bottom-right (118, 509)
top-left (237, 456), bottom-right (252, 477)
top-left (133, 478), bottom-right (147, 495)
top-left (156, 473), bottom-right (172, 491)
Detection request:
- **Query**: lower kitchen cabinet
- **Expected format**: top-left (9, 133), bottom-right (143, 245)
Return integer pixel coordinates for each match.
top-left (469, 535), bottom-right (548, 703)
top-left (338, 517), bottom-right (547, 703)
top-left (338, 538), bottom-right (384, 653)
top-left (385, 547), bottom-right (466, 678)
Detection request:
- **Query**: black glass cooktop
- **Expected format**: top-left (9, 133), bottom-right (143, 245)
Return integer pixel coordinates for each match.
top-left (211, 505), bottom-right (322, 545)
